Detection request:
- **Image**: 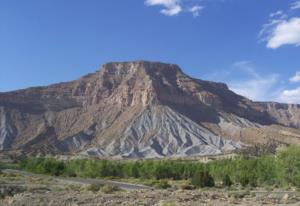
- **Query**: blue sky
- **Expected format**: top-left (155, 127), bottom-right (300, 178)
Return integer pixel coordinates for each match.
top-left (1, 0), bottom-right (300, 103)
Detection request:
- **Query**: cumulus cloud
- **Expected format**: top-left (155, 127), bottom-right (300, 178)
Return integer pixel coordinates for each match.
top-left (145, 0), bottom-right (203, 17)
top-left (265, 18), bottom-right (300, 49)
top-left (279, 87), bottom-right (300, 103)
top-left (289, 71), bottom-right (300, 82)
top-left (291, 0), bottom-right (300, 10)
top-left (145, 0), bottom-right (182, 16)
top-left (281, 72), bottom-right (300, 103)
top-left (260, 4), bottom-right (300, 49)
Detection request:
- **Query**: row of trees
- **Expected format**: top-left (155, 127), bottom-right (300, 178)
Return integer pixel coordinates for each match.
top-left (20, 157), bottom-right (204, 180)
top-left (19, 145), bottom-right (300, 188)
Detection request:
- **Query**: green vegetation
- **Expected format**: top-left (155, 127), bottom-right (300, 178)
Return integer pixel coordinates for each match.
top-left (222, 174), bottom-right (233, 187)
top-left (191, 171), bottom-right (215, 188)
top-left (13, 145), bottom-right (300, 188)
top-left (277, 145), bottom-right (300, 187)
top-left (86, 183), bottom-right (103, 192)
top-left (100, 184), bottom-right (120, 193)
top-left (0, 161), bottom-right (20, 170)
top-left (153, 180), bottom-right (171, 189)
top-left (20, 157), bottom-right (65, 176)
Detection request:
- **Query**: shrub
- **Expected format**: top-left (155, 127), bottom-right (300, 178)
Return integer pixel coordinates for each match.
top-left (239, 175), bottom-right (250, 187)
top-left (154, 180), bottom-right (171, 189)
top-left (100, 184), bottom-right (119, 193)
top-left (191, 171), bottom-right (215, 188)
top-left (277, 145), bottom-right (300, 187)
top-left (86, 183), bottom-right (103, 192)
top-left (237, 140), bottom-right (280, 157)
top-left (222, 174), bottom-right (233, 187)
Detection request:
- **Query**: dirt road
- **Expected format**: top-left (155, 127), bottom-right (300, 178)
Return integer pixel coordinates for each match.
top-left (2, 169), bottom-right (152, 190)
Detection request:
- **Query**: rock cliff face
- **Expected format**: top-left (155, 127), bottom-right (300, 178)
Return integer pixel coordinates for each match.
top-left (0, 61), bottom-right (300, 158)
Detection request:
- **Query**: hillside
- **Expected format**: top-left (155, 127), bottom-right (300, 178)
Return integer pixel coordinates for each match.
top-left (1, 61), bottom-right (300, 158)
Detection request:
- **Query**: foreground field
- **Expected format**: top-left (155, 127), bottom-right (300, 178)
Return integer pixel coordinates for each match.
top-left (2, 188), bottom-right (300, 206)
top-left (1, 145), bottom-right (300, 205)
top-left (0, 171), bottom-right (299, 206)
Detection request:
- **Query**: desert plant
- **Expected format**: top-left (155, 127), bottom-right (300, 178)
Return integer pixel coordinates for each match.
top-left (222, 174), bottom-right (233, 187)
top-left (100, 184), bottom-right (119, 193)
top-left (277, 145), bottom-right (300, 187)
top-left (154, 180), bottom-right (171, 189)
top-left (86, 183), bottom-right (103, 192)
top-left (237, 140), bottom-right (281, 158)
top-left (191, 171), bottom-right (215, 188)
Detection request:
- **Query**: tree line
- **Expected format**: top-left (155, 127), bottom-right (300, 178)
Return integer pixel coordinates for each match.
top-left (18, 145), bottom-right (300, 188)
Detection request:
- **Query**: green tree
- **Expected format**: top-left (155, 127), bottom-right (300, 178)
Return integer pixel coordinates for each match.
top-left (278, 145), bottom-right (300, 187)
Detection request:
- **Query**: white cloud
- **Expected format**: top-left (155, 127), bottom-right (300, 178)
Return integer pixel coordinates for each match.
top-left (291, 0), bottom-right (300, 10)
top-left (161, 5), bottom-right (182, 16)
top-left (265, 18), bottom-right (300, 49)
top-left (145, 0), bottom-right (203, 17)
top-left (279, 87), bottom-right (300, 103)
top-left (260, 18), bottom-right (300, 49)
top-left (260, 4), bottom-right (300, 49)
top-left (188, 5), bottom-right (204, 17)
top-left (206, 62), bottom-right (300, 103)
top-left (282, 72), bottom-right (300, 103)
top-left (145, 0), bottom-right (182, 16)
top-left (289, 71), bottom-right (300, 82)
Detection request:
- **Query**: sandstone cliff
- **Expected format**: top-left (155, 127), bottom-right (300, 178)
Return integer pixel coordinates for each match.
top-left (1, 61), bottom-right (299, 158)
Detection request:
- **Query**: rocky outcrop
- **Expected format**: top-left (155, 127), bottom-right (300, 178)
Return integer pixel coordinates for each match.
top-left (263, 103), bottom-right (300, 128)
top-left (0, 107), bottom-right (17, 150)
top-left (0, 61), bottom-right (299, 158)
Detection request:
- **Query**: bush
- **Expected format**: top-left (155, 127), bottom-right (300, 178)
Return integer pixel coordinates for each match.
top-left (191, 171), bottom-right (215, 188)
top-left (237, 140), bottom-right (280, 157)
top-left (86, 183), bottom-right (103, 192)
top-left (222, 174), bottom-right (233, 187)
top-left (100, 184), bottom-right (119, 193)
top-left (277, 145), bottom-right (300, 187)
top-left (239, 175), bottom-right (250, 187)
top-left (154, 180), bottom-right (171, 189)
